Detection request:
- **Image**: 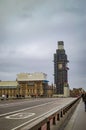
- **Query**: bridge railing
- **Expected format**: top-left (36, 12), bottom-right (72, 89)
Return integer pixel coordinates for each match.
top-left (20, 97), bottom-right (81, 130)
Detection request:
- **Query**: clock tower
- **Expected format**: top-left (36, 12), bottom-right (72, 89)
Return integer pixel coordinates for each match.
top-left (54, 41), bottom-right (69, 96)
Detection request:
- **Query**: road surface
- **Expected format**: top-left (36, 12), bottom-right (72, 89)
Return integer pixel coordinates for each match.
top-left (0, 98), bottom-right (75, 130)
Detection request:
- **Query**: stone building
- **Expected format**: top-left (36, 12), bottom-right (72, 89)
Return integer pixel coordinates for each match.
top-left (16, 72), bottom-right (48, 97)
top-left (0, 81), bottom-right (18, 97)
top-left (46, 84), bottom-right (56, 97)
top-left (70, 88), bottom-right (85, 97)
top-left (0, 72), bottom-right (48, 98)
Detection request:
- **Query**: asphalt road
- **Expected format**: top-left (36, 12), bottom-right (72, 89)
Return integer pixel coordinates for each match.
top-left (0, 98), bottom-right (75, 130)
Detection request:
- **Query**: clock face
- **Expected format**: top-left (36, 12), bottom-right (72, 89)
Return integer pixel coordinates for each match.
top-left (58, 64), bottom-right (62, 69)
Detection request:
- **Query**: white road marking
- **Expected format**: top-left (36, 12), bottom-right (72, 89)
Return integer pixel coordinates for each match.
top-left (11, 98), bottom-right (76, 130)
top-left (0, 99), bottom-right (43, 108)
top-left (5, 112), bottom-right (35, 119)
top-left (11, 106), bottom-right (61, 130)
top-left (0, 100), bottom-right (57, 117)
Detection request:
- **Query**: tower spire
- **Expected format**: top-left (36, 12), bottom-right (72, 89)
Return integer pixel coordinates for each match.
top-left (58, 41), bottom-right (64, 50)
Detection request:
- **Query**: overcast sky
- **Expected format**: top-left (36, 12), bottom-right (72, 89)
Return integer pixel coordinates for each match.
top-left (0, 0), bottom-right (86, 90)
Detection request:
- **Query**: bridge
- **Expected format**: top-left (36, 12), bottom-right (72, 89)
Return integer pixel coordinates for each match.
top-left (0, 97), bottom-right (84, 130)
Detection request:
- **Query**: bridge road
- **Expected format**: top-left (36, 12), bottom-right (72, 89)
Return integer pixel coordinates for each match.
top-left (0, 98), bottom-right (76, 130)
top-left (0, 98), bottom-right (58, 116)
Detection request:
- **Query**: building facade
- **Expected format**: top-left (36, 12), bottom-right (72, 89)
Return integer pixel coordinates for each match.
top-left (0, 81), bottom-right (18, 98)
top-left (70, 88), bottom-right (85, 97)
top-left (54, 41), bottom-right (69, 96)
top-left (0, 72), bottom-right (49, 98)
top-left (16, 72), bottom-right (48, 97)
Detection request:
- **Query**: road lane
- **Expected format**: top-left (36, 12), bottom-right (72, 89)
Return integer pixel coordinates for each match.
top-left (0, 98), bottom-right (58, 115)
top-left (0, 98), bottom-right (76, 130)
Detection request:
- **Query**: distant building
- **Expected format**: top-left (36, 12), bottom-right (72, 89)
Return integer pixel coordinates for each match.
top-left (0, 81), bottom-right (18, 97)
top-left (16, 72), bottom-right (48, 97)
top-left (0, 72), bottom-right (49, 98)
top-left (46, 84), bottom-right (55, 97)
top-left (70, 88), bottom-right (85, 97)
top-left (54, 41), bottom-right (70, 97)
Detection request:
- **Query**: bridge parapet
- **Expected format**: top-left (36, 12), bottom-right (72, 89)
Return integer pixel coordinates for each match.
top-left (20, 97), bottom-right (81, 130)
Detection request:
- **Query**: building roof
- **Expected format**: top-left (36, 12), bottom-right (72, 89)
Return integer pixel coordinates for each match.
top-left (0, 81), bottom-right (18, 89)
top-left (17, 72), bottom-right (48, 81)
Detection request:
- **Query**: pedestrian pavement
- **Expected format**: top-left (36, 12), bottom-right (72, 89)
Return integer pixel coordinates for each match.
top-left (63, 99), bottom-right (86, 130)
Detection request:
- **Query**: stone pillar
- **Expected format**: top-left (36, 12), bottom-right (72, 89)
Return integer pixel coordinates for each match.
top-left (47, 121), bottom-right (50, 130)
top-left (25, 83), bottom-right (28, 97)
top-left (53, 116), bottom-right (56, 125)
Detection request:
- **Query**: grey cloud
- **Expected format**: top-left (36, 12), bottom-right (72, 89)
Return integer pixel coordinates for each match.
top-left (1, 0), bottom-right (85, 45)
top-left (0, 56), bottom-right (53, 81)
top-left (0, 0), bottom-right (86, 89)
